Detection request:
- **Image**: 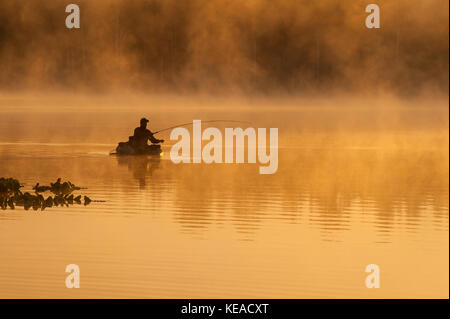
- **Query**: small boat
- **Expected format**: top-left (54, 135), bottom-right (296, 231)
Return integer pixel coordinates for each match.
top-left (112, 139), bottom-right (163, 156)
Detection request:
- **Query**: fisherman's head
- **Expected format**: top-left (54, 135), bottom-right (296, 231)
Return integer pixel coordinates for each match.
top-left (140, 117), bottom-right (149, 128)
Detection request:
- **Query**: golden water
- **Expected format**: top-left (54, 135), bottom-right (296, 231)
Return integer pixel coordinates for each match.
top-left (0, 96), bottom-right (448, 298)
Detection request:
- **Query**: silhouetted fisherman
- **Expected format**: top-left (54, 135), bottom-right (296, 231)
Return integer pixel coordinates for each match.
top-left (132, 118), bottom-right (164, 153)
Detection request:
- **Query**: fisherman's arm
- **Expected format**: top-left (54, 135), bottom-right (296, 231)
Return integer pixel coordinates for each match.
top-left (148, 131), bottom-right (164, 144)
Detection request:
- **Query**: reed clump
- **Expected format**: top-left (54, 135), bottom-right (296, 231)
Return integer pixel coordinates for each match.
top-left (0, 177), bottom-right (93, 211)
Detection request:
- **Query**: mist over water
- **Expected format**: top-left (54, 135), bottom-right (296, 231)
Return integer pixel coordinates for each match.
top-left (0, 99), bottom-right (448, 298)
top-left (0, 0), bottom-right (448, 95)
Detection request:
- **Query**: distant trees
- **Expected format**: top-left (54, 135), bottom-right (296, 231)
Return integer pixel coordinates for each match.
top-left (0, 0), bottom-right (447, 95)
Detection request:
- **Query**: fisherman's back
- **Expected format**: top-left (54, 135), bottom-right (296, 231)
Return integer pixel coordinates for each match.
top-left (134, 126), bottom-right (161, 146)
top-left (133, 127), bottom-right (150, 147)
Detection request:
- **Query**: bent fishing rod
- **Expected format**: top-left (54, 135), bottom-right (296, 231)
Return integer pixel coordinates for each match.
top-left (152, 120), bottom-right (253, 135)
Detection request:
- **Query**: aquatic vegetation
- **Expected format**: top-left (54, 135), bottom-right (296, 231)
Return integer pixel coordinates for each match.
top-left (33, 178), bottom-right (83, 195)
top-left (0, 177), bottom-right (22, 195)
top-left (32, 183), bottom-right (51, 193)
top-left (1, 177), bottom-right (94, 211)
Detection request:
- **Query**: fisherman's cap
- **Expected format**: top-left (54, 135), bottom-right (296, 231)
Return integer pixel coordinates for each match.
top-left (140, 117), bottom-right (149, 124)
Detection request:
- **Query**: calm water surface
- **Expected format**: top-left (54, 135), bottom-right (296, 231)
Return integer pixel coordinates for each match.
top-left (0, 104), bottom-right (448, 298)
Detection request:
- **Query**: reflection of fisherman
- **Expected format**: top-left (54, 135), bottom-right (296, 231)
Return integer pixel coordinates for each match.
top-left (116, 154), bottom-right (161, 189)
top-left (132, 118), bottom-right (164, 153)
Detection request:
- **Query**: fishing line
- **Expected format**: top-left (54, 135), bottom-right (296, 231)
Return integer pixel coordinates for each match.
top-left (153, 120), bottom-right (252, 135)
top-left (110, 120), bottom-right (252, 154)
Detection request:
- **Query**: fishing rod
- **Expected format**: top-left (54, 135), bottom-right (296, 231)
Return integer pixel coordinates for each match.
top-left (153, 120), bottom-right (252, 135)
top-left (109, 120), bottom-right (253, 155)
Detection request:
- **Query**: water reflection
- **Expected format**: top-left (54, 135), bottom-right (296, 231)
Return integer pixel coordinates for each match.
top-left (0, 102), bottom-right (448, 298)
top-left (105, 146), bottom-right (449, 240)
top-left (0, 141), bottom-right (448, 298)
top-left (116, 155), bottom-right (161, 189)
